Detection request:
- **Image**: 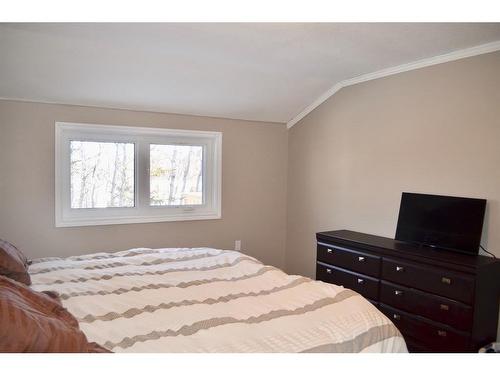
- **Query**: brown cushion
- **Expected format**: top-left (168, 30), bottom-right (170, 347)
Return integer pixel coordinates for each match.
top-left (0, 239), bottom-right (31, 285)
top-left (41, 290), bottom-right (62, 305)
top-left (0, 275), bottom-right (110, 353)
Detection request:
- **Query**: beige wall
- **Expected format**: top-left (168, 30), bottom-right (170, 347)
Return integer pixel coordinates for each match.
top-left (286, 51), bottom-right (500, 278)
top-left (0, 100), bottom-right (288, 268)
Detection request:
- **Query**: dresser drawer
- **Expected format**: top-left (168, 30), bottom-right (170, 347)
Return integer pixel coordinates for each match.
top-left (316, 262), bottom-right (379, 300)
top-left (404, 337), bottom-right (432, 353)
top-left (380, 281), bottom-right (473, 331)
top-left (382, 258), bottom-right (475, 304)
top-left (379, 304), bottom-right (470, 352)
top-left (317, 243), bottom-right (381, 277)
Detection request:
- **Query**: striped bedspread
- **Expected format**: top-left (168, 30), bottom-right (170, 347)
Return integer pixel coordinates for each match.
top-left (29, 247), bottom-right (407, 352)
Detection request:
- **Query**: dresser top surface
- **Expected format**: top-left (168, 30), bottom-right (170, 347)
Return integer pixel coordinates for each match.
top-left (317, 230), bottom-right (498, 269)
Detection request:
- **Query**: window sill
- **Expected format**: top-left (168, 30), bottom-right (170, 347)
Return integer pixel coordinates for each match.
top-left (55, 212), bottom-right (222, 227)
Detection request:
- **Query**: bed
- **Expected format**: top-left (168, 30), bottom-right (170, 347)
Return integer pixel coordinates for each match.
top-left (29, 247), bottom-right (407, 352)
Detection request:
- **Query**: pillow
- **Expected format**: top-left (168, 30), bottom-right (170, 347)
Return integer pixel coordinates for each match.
top-left (0, 275), bottom-right (110, 352)
top-left (41, 290), bottom-right (62, 304)
top-left (0, 239), bottom-right (31, 285)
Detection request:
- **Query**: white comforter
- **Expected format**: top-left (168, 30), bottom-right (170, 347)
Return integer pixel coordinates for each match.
top-left (29, 247), bottom-right (407, 353)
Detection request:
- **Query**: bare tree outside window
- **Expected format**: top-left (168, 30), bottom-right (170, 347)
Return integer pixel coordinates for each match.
top-left (150, 144), bottom-right (203, 206)
top-left (70, 141), bottom-right (135, 208)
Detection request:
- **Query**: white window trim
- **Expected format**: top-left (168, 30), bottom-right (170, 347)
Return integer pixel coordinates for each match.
top-left (55, 122), bottom-right (222, 227)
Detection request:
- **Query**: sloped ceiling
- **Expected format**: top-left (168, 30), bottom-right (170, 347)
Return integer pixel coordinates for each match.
top-left (1, 23), bottom-right (500, 124)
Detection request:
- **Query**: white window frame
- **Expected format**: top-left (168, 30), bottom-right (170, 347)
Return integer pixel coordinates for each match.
top-left (55, 122), bottom-right (222, 227)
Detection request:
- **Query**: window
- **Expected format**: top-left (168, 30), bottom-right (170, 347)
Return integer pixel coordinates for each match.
top-left (55, 122), bottom-right (222, 227)
top-left (70, 141), bottom-right (135, 209)
top-left (149, 144), bottom-right (203, 206)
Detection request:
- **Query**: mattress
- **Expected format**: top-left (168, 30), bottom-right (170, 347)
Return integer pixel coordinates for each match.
top-left (29, 247), bottom-right (407, 353)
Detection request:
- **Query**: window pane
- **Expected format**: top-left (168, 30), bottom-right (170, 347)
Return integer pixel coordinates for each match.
top-left (70, 141), bottom-right (135, 208)
top-left (150, 144), bottom-right (203, 206)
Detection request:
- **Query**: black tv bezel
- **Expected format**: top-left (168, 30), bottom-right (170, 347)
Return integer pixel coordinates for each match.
top-left (395, 192), bottom-right (487, 256)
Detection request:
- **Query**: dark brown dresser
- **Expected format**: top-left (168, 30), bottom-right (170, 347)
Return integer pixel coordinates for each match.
top-left (316, 230), bottom-right (500, 352)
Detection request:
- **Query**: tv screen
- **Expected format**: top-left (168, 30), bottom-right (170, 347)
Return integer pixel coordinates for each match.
top-left (395, 192), bottom-right (486, 254)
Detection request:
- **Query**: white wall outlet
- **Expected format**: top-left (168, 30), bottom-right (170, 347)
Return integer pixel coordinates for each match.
top-left (235, 240), bottom-right (241, 251)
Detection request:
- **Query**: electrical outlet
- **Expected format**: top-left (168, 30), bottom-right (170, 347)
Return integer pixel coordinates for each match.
top-left (235, 240), bottom-right (241, 251)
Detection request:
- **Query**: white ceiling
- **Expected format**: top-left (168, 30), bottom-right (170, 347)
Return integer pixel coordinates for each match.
top-left (1, 23), bottom-right (500, 124)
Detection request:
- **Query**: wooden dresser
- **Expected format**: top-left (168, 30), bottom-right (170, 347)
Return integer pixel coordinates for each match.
top-left (316, 230), bottom-right (500, 352)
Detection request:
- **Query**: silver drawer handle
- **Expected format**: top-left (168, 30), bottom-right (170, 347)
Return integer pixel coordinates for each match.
top-left (394, 290), bottom-right (403, 296)
top-left (327, 248), bottom-right (333, 254)
top-left (357, 278), bottom-right (364, 284)
top-left (437, 330), bottom-right (447, 337)
top-left (439, 304), bottom-right (449, 311)
top-left (441, 277), bottom-right (452, 285)
top-left (396, 266), bottom-right (404, 272)
top-left (393, 314), bottom-right (401, 320)
top-left (326, 268), bottom-right (332, 274)
top-left (358, 256), bottom-right (365, 262)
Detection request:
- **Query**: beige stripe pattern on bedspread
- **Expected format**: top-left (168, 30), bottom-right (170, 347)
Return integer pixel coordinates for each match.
top-left (29, 247), bottom-right (407, 353)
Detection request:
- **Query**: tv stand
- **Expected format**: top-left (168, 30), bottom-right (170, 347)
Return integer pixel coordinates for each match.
top-left (316, 229), bottom-right (500, 352)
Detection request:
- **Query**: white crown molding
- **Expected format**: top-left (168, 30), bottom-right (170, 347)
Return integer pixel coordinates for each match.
top-left (287, 40), bottom-right (500, 129)
top-left (0, 97), bottom-right (286, 125)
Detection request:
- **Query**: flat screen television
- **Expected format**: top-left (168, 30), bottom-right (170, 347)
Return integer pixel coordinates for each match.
top-left (395, 192), bottom-right (486, 255)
